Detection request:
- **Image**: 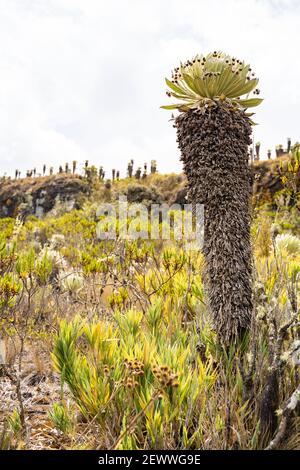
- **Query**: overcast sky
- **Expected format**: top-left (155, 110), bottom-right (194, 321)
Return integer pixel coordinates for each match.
top-left (0, 0), bottom-right (299, 177)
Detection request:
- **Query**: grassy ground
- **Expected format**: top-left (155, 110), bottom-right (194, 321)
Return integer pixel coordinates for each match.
top-left (0, 159), bottom-right (299, 450)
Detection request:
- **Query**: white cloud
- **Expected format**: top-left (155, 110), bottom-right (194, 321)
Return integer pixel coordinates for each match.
top-left (0, 0), bottom-right (299, 177)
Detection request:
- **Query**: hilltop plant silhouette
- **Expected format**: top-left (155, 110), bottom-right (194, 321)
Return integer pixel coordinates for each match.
top-left (255, 142), bottom-right (261, 161)
top-left (150, 160), bottom-right (157, 174)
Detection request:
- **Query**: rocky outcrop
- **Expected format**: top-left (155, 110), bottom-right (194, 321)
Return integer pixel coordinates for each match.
top-left (170, 186), bottom-right (188, 205)
top-left (251, 156), bottom-right (298, 203)
top-left (0, 175), bottom-right (90, 218)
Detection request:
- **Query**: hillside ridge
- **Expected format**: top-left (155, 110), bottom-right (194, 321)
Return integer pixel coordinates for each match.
top-left (0, 155), bottom-right (295, 218)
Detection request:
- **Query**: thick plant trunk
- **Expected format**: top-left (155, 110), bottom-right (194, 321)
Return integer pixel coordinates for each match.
top-left (176, 104), bottom-right (253, 343)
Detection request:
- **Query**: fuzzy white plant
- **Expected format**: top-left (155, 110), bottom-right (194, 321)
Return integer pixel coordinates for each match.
top-left (59, 271), bottom-right (84, 294)
top-left (275, 234), bottom-right (300, 256)
top-left (38, 247), bottom-right (67, 271)
top-left (49, 233), bottom-right (65, 249)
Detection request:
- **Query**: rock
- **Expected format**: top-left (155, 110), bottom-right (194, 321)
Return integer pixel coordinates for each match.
top-left (121, 184), bottom-right (163, 205)
top-left (170, 186), bottom-right (188, 205)
top-left (252, 155), bottom-right (300, 205)
top-left (0, 175), bottom-right (90, 218)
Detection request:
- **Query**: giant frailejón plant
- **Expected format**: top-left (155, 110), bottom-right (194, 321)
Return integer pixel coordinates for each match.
top-left (162, 52), bottom-right (263, 343)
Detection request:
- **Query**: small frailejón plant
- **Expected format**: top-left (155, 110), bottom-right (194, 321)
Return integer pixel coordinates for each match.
top-left (162, 51), bottom-right (263, 343)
